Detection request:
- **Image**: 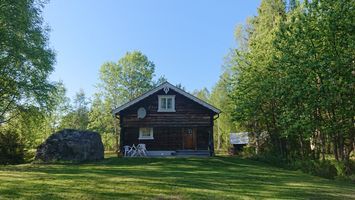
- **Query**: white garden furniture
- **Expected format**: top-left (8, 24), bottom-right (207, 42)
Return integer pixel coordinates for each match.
top-left (137, 144), bottom-right (148, 157)
top-left (123, 145), bottom-right (132, 157)
top-left (124, 144), bottom-right (147, 157)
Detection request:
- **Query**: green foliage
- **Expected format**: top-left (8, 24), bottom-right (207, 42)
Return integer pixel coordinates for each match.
top-left (250, 153), bottom-right (341, 179)
top-left (332, 160), bottom-right (354, 177)
top-left (6, 106), bottom-right (48, 149)
top-left (273, 0), bottom-right (355, 161)
top-left (0, 0), bottom-right (56, 125)
top-left (154, 75), bottom-right (168, 87)
top-left (98, 51), bottom-right (157, 107)
top-left (90, 51), bottom-right (162, 150)
top-left (348, 174), bottom-right (355, 184)
top-left (229, 0), bottom-right (354, 170)
top-left (294, 160), bottom-right (338, 179)
top-left (251, 153), bottom-right (288, 168)
top-left (333, 161), bottom-right (347, 177)
top-left (230, 0), bottom-right (287, 156)
top-left (0, 82), bottom-right (72, 154)
top-left (0, 129), bottom-right (24, 164)
top-left (88, 94), bottom-right (116, 150)
top-left (60, 89), bottom-right (90, 130)
top-left (46, 82), bottom-right (71, 132)
top-left (0, 0), bottom-right (63, 164)
top-left (241, 145), bottom-right (256, 157)
top-left (192, 87), bottom-right (210, 102)
top-left (210, 72), bottom-right (235, 151)
top-left (192, 74), bottom-right (236, 152)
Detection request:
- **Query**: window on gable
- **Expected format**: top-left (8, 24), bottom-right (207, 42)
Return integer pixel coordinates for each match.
top-left (158, 95), bottom-right (175, 112)
top-left (139, 127), bottom-right (153, 140)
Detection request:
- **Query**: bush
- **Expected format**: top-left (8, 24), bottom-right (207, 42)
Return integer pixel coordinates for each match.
top-left (314, 160), bottom-right (338, 179)
top-left (332, 161), bottom-right (347, 177)
top-left (349, 174), bottom-right (355, 183)
top-left (0, 130), bottom-right (25, 165)
top-left (24, 149), bottom-right (36, 163)
top-left (249, 153), bottom-right (341, 179)
top-left (250, 153), bottom-right (289, 168)
top-left (287, 159), bottom-right (337, 179)
top-left (331, 160), bottom-right (355, 181)
top-left (241, 145), bottom-right (256, 158)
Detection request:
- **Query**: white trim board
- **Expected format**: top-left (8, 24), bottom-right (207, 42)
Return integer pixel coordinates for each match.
top-left (112, 82), bottom-right (221, 114)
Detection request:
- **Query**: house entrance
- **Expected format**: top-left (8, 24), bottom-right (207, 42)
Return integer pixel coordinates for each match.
top-left (183, 128), bottom-right (196, 149)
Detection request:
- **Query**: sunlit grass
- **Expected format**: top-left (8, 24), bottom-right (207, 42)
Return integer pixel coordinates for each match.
top-left (0, 155), bottom-right (354, 199)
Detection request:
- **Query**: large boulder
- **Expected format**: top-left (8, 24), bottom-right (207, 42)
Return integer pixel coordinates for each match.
top-left (35, 129), bottom-right (104, 162)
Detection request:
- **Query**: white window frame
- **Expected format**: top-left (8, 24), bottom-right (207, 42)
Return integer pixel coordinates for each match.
top-left (157, 95), bottom-right (176, 112)
top-left (138, 127), bottom-right (154, 140)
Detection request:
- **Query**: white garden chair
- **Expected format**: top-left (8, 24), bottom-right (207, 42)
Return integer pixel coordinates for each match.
top-left (129, 144), bottom-right (138, 157)
top-left (123, 145), bottom-right (131, 157)
top-left (137, 144), bottom-right (147, 157)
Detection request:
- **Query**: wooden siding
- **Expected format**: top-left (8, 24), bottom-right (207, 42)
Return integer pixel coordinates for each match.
top-left (123, 127), bottom-right (209, 151)
top-left (197, 127), bottom-right (210, 150)
top-left (119, 88), bottom-right (215, 152)
top-left (120, 89), bottom-right (213, 128)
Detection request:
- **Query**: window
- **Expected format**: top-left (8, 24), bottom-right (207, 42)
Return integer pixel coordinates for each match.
top-left (158, 95), bottom-right (175, 112)
top-left (139, 128), bottom-right (154, 140)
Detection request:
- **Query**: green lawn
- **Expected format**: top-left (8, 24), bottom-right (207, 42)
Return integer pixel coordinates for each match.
top-left (0, 156), bottom-right (354, 200)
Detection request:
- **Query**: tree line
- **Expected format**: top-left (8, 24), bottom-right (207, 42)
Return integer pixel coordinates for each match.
top-left (228, 0), bottom-right (354, 176)
top-left (192, 0), bottom-right (354, 178)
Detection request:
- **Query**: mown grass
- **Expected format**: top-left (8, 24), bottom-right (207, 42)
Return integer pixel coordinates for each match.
top-left (0, 155), bottom-right (354, 199)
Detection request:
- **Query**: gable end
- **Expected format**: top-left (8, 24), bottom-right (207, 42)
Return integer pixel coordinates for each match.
top-left (112, 82), bottom-right (221, 115)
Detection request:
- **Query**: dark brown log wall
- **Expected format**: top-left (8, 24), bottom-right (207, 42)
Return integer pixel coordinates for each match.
top-left (123, 127), bottom-right (210, 150)
top-left (120, 89), bottom-right (213, 128)
top-left (197, 127), bottom-right (210, 150)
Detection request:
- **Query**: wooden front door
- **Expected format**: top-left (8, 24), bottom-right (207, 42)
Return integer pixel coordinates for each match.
top-left (183, 128), bottom-right (196, 149)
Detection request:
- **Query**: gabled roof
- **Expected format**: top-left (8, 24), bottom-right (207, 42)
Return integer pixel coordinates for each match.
top-left (112, 82), bottom-right (221, 115)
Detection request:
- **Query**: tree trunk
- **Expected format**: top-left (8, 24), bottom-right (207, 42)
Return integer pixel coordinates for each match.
top-left (326, 135), bottom-right (332, 154)
top-left (255, 133), bottom-right (259, 155)
top-left (338, 133), bottom-right (344, 161)
top-left (253, 121), bottom-right (260, 155)
top-left (333, 136), bottom-right (339, 161)
top-left (279, 137), bottom-right (284, 157)
top-left (319, 131), bottom-right (325, 161)
top-left (312, 132), bottom-right (320, 160)
top-left (299, 134), bottom-right (304, 159)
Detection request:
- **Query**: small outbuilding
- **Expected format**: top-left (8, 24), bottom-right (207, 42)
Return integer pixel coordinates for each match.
top-left (112, 82), bottom-right (220, 156)
top-left (230, 132), bottom-right (249, 154)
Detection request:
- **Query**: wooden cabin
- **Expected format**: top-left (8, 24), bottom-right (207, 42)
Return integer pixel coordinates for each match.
top-left (112, 82), bottom-right (220, 156)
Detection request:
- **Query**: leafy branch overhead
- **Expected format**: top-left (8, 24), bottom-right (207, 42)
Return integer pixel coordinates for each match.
top-left (0, 0), bottom-right (56, 124)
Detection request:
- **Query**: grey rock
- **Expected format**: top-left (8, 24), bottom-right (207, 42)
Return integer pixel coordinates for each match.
top-left (35, 129), bottom-right (104, 162)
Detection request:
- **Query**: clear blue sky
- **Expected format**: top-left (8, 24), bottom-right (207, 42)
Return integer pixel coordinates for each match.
top-left (44, 0), bottom-right (260, 99)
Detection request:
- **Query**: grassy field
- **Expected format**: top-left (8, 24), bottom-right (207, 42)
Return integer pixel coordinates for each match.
top-left (0, 155), bottom-right (354, 200)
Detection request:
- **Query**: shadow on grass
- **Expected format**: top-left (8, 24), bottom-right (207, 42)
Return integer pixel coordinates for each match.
top-left (0, 156), bottom-right (354, 199)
